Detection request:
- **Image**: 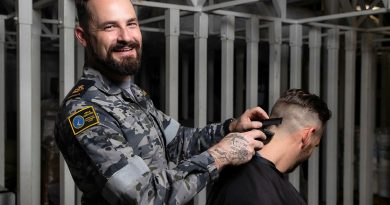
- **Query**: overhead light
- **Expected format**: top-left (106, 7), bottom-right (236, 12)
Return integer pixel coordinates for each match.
top-left (356, 5), bottom-right (381, 11)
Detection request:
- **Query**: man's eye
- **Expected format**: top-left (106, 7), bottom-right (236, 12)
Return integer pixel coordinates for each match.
top-left (128, 22), bottom-right (138, 27)
top-left (104, 25), bottom-right (115, 30)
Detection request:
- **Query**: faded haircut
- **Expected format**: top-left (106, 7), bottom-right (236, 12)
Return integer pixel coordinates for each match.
top-left (270, 89), bottom-right (331, 130)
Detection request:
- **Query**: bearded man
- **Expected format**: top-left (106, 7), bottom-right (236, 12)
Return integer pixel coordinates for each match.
top-left (54, 0), bottom-right (270, 204)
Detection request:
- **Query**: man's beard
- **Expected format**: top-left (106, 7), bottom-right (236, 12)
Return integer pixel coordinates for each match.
top-left (87, 40), bottom-right (142, 76)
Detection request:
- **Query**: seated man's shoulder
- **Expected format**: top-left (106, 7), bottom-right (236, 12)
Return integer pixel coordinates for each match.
top-left (208, 158), bottom-right (298, 205)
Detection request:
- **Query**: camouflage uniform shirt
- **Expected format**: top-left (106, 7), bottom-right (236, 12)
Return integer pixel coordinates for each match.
top-left (55, 68), bottom-right (227, 205)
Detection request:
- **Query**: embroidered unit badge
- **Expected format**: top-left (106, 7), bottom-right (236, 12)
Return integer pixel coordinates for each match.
top-left (68, 106), bottom-right (99, 136)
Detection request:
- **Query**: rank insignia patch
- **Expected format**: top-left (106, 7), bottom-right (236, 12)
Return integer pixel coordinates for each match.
top-left (68, 106), bottom-right (99, 136)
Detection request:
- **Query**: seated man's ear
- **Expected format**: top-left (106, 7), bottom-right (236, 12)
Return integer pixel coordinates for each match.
top-left (301, 127), bottom-right (316, 146)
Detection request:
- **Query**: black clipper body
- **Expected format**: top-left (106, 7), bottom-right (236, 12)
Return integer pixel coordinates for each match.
top-left (259, 118), bottom-right (283, 144)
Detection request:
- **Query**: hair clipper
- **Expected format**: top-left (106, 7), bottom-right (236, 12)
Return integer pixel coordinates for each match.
top-left (258, 118), bottom-right (283, 144)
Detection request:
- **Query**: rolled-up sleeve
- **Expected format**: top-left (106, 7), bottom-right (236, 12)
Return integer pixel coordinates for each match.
top-left (157, 111), bottom-right (225, 164)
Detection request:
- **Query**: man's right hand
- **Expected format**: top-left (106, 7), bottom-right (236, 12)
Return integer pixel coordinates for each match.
top-left (208, 129), bottom-right (266, 170)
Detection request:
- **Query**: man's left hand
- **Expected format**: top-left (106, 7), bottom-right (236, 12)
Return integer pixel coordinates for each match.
top-left (229, 106), bottom-right (269, 133)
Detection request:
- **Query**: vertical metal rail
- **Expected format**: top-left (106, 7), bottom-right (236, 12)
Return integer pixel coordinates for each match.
top-left (308, 27), bottom-right (322, 95)
top-left (0, 16), bottom-right (5, 188)
top-left (245, 17), bottom-right (259, 108)
top-left (325, 28), bottom-right (339, 205)
top-left (160, 54), bottom-right (166, 110)
top-left (181, 53), bottom-right (189, 120)
top-left (194, 12), bottom-right (208, 128)
top-left (280, 44), bottom-right (289, 93)
top-left (207, 51), bottom-right (215, 122)
top-left (235, 51), bottom-right (245, 116)
top-left (58, 0), bottom-right (76, 204)
top-left (383, 0), bottom-right (390, 9)
top-left (288, 23), bottom-right (302, 191)
top-left (193, 12), bottom-right (208, 205)
top-left (343, 30), bottom-right (357, 205)
top-left (32, 10), bottom-right (42, 205)
top-left (272, 0), bottom-right (286, 19)
top-left (17, 1), bottom-right (41, 204)
top-left (289, 24), bottom-right (302, 89)
top-left (220, 15), bottom-right (235, 120)
top-left (268, 21), bottom-right (282, 111)
top-left (359, 33), bottom-right (375, 205)
top-left (165, 8), bottom-right (180, 119)
top-left (308, 26), bottom-right (322, 205)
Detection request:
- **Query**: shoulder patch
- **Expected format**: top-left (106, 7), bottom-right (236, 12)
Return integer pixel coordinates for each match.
top-left (67, 106), bottom-right (100, 136)
top-left (142, 90), bottom-right (148, 96)
top-left (66, 79), bottom-right (95, 100)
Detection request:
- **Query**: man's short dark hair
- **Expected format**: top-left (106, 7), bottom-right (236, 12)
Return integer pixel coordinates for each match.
top-left (271, 89), bottom-right (332, 125)
top-left (75, 0), bottom-right (91, 31)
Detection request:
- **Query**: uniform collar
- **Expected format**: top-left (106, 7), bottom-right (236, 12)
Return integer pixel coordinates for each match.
top-left (82, 67), bottom-right (123, 96)
top-left (82, 67), bottom-right (147, 100)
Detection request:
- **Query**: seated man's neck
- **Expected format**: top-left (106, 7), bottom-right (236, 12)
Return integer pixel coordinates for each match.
top-left (258, 134), bottom-right (299, 173)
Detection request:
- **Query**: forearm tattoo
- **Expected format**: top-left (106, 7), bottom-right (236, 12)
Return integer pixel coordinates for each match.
top-left (210, 148), bottom-right (228, 165)
top-left (225, 133), bottom-right (249, 161)
top-left (210, 133), bottom-right (249, 166)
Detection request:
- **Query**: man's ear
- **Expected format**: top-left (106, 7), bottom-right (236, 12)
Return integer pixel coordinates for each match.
top-left (75, 26), bottom-right (87, 47)
top-left (301, 128), bottom-right (316, 147)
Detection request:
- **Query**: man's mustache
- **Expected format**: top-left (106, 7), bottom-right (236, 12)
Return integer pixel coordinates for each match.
top-left (110, 40), bottom-right (141, 52)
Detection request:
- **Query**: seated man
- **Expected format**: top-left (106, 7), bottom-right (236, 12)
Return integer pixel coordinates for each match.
top-left (206, 89), bottom-right (331, 205)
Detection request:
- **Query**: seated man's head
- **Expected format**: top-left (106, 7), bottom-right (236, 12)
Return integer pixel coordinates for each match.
top-left (261, 89), bottom-right (331, 173)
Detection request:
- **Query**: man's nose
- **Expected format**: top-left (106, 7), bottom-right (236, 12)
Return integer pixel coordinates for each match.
top-left (118, 27), bottom-right (132, 42)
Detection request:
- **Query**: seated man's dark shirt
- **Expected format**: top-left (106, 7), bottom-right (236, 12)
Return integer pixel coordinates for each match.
top-left (207, 154), bottom-right (306, 205)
